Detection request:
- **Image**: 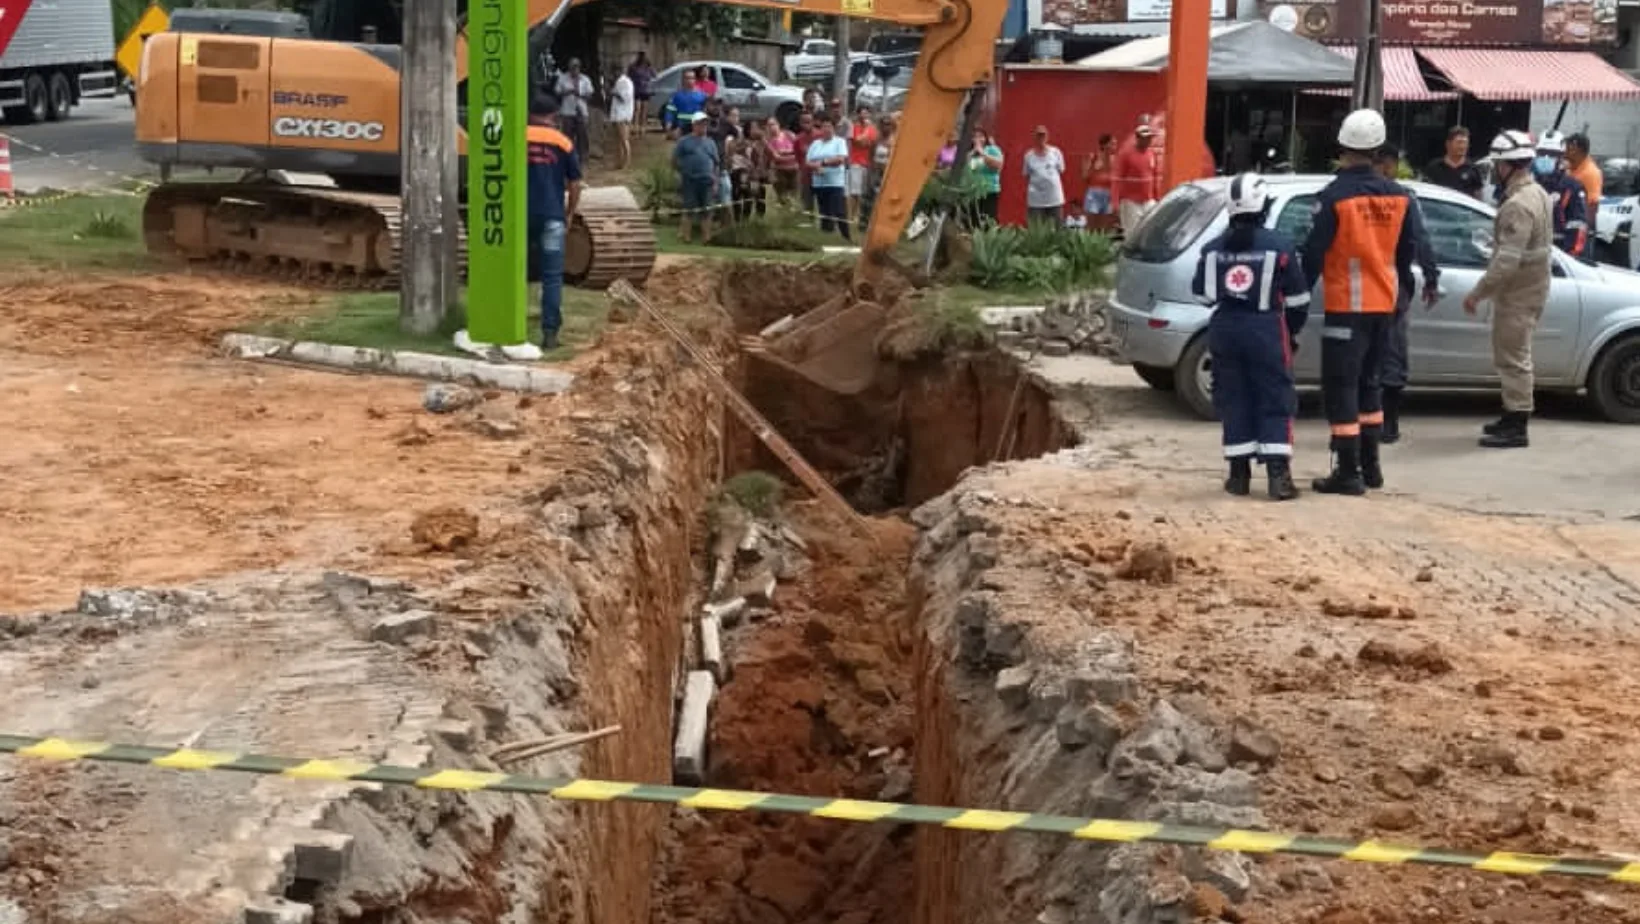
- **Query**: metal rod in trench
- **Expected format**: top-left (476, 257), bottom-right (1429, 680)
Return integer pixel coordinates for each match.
top-left (607, 280), bottom-right (877, 544)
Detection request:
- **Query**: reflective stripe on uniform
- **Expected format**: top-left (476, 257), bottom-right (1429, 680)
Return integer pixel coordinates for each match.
top-left (1331, 422), bottom-right (1362, 437)
top-left (1287, 292), bottom-right (1311, 308)
top-left (1257, 251), bottom-right (1276, 312)
top-left (1257, 442), bottom-right (1293, 457)
top-left (1360, 410), bottom-right (1385, 426)
top-left (1347, 258), bottom-right (1364, 313)
top-left (1322, 326), bottom-right (1353, 341)
top-left (1205, 252), bottom-right (1219, 301)
top-left (1223, 441), bottom-right (1258, 458)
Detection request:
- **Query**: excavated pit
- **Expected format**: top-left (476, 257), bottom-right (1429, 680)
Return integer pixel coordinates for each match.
top-left (646, 264), bottom-right (1079, 924)
top-left (720, 262), bottom-right (1075, 513)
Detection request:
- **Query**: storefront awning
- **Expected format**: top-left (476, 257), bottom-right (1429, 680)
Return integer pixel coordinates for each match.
top-left (1311, 47), bottom-right (1458, 102)
top-left (1417, 48), bottom-right (1640, 101)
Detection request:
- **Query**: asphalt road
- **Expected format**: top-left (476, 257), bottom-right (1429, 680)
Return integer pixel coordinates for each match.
top-left (0, 98), bottom-right (152, 193)
top-left (1038, 353), bottom-right (1640, 521)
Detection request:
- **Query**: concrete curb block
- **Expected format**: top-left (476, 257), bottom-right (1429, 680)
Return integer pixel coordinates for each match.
top-left (220, 333), bottom-right (577, 394)
top-left (674, 670), bottom-right (717, 785)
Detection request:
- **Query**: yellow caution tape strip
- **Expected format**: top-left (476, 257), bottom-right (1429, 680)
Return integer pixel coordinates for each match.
top-left (1, 732), bottom-right (1635, 884)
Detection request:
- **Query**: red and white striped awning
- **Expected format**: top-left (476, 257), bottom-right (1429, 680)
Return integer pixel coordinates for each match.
top-left (1417, 48), bottom-right (1640, 101)
top-left (1308, 47), bottom-right (1458, 101)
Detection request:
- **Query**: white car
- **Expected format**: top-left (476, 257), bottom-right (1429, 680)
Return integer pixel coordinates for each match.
top-left (1594, 158), bottom-right (1639, 267)
top-left (783, 38), bottom-right (869, 82)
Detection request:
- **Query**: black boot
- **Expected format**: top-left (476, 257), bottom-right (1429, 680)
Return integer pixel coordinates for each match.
top-left (1224, 458), bottom-right (1252, 496)
top-left (1479, 411), bottom-right (1530, 449)
top-left (1482, 414), bottom-right (1510, 436)
top-left (1266, 457), bottom-right (1299, 501)
top-left (1380, 388), bottom-right (1403, 444)
top-left (1360, 427), bottom-right (1384, 490)
top-left (1312, 440), bottom-right (1367, 496)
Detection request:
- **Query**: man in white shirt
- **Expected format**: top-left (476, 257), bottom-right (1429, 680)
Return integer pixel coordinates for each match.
top-left (554, 59), bottom-right (594, 159)
top-left (608, 65), bottom-right (635, 169)
top-left (1022, 124), bottom-right (1066, 225)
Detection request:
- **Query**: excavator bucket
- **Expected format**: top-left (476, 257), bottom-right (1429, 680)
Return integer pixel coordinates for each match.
top-left (744, 293), bottom-right (890, 395)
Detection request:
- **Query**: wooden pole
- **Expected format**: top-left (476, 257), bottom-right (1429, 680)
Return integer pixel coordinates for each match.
top-left (832, 15), bottom-right (851, 104)
top-left (401, 0), bottom-right (459, 335)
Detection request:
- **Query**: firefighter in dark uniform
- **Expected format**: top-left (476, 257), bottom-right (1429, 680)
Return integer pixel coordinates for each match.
top-left (1370, 145), bottom-right (1440, 444)
top-left (1191, 172), bottom-right (1311, 501)
top-left (1532, 130), bottom-right (1589, 260)
top-left (1302, 109), bottom-right (1435, 496)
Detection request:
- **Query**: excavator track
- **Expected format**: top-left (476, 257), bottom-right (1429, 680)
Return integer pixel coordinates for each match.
top-left (142, 182), bottom-right (655, 291)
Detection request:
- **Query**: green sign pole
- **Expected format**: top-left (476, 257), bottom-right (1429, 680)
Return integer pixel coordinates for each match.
top-left (466, 0), bottom-right (529, 345)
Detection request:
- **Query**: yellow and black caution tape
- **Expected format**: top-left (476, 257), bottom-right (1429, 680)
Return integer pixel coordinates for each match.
top-left (2, 732), bottom-right (1636, 884)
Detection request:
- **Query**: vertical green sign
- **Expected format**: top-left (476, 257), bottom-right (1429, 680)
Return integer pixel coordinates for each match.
top-left (466, 0), bottom-right (528, 345)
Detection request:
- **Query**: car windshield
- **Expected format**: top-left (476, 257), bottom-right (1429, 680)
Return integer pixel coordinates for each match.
top-left (1122, 184), bottom-right (1223, 263)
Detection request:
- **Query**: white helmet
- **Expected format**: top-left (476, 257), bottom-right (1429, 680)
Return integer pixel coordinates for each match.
top-left (1536, 130), bottom-right (1566, 154)
top-left (1337, 109), bottom-right (1387, 151)
top-left (1227, 172), bottom-right (1270, 217)
top-left (1489, 129), bottom-right (1537, 163)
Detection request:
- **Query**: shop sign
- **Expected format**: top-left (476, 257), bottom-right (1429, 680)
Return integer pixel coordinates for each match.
top-left (1257, 0), bottom-right (1617, 45)
top-left (1041, 0), bottom-right (1232, 26)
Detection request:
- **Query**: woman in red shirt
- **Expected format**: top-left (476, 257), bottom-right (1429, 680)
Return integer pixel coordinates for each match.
top-left (765, 116), bottom-right (799, 207)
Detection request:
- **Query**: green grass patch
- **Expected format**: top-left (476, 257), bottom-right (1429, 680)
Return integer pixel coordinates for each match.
top-left (0, 194), bottom-right (151, 270)
top-left (252, 286), bottom-right (611, 362)
top-left (720, 471), bottom-right (785, 517)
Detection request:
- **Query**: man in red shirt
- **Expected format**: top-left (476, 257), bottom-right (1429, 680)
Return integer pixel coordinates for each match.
top-left (1113, 124), bottom-right (1158, 235)
top-left (846, 104), bottom-right (879, 223)
top-left (794, 111), bottom-right (817, 222)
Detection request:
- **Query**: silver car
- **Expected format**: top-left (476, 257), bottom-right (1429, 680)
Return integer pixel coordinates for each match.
top-left (1109, 175), bottom-right (1640, 424)
top-left (649, 61), bottom-right (807, 129)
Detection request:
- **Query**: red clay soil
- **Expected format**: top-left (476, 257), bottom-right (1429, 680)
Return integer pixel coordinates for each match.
top-left (650, 507), bottom-right (917, 924)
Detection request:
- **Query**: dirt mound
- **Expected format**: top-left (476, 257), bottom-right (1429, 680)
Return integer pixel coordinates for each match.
top-left (651, 508), bottom-right (917, 924)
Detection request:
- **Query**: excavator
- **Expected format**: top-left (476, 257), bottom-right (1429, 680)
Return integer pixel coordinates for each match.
top-left (132, 0), bottom-right (1012, 392)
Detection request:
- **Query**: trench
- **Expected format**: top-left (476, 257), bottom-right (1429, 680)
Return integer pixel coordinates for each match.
top-left (647, 263), bottom-right (1075, 924)
top-left (258, 262), bottom-right (1076, 924)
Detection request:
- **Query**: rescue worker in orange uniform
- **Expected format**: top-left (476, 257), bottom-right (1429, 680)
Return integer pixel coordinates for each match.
top-left (1301, 109), bottom-right (1436, 495)
top-left (1191, 173), bottom-right (1310, 501)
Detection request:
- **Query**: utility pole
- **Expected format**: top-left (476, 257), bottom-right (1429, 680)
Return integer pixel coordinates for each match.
top-left (832, 15), bottom-right (850, 105)
top-left (401, 0), bottom-right (459, 335)
top-left (1352, 0), bottom-right (1385, 112)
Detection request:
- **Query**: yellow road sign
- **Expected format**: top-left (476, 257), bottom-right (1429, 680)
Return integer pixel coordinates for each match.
top-left (116, 3), bottom-right (171, 79)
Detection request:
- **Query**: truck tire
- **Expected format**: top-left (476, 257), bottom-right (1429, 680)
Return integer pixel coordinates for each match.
top-left (1587, 332), bottom-right (1640, 424)
top-left (46, 72), bottom-right (72, 122)
top-left (4, 73), bottom-right (50, 124)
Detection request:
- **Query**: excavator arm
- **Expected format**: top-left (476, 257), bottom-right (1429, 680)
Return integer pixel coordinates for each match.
top-left (457, 0), bottom-right (1008, 288)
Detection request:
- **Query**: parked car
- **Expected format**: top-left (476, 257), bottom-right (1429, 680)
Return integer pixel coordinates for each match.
top-left (783, 38), bottom-right (869, 82)
top-left (649, 61), bottom-right (807, 129)
top-left (1594, 156), bottom-right (1640, 268)
top-left (850, 53), bottom-right (920, 111)
top-left (855, 64), bottom-right (913, 113)
top-left (1108, 175), bottom-right (1640, 423)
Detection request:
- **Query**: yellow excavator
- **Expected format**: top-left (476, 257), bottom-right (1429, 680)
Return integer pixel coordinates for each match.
top-left (133, 0), bottom-right (1009, 392)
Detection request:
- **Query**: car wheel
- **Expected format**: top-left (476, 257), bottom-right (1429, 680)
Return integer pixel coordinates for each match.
top-left (46, 72), bottom-right (72, 122)
top-left (1587, 333), bottom-right (1640, 424)
top-left (1176, 334), bottom-right (1217, 420)
top-left (776, 102), bottom-right (801, 131)
top-left (1133, 363), bottom-right (1176, 391)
